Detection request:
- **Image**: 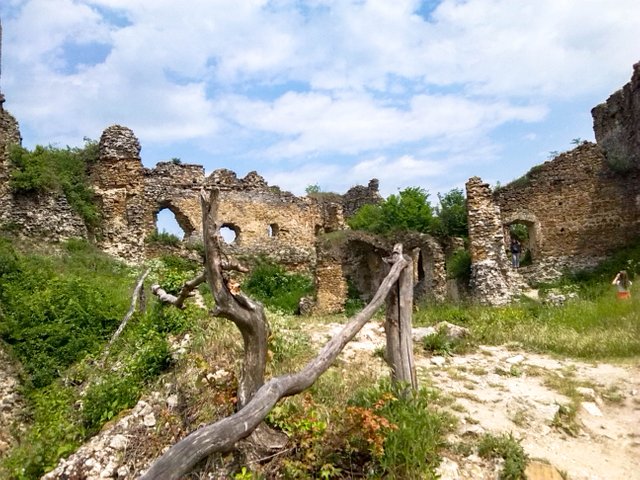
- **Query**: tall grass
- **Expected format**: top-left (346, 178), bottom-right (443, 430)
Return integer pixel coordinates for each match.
top-left (415, 288), bottom-right (640, 359)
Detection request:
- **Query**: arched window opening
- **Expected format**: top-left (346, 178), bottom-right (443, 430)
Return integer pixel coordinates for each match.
top-left (153, 208), bottom-right (186, 243)
top-left (220, 224), bottom-right (240, 244)
top-left (267, 223), bottom-right (279, 238)
top-left (508, 222), bottom-right (534, 266)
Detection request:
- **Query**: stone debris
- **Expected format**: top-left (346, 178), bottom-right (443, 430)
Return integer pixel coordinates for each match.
top-left (42, 390), bottom-right (174, 480)
top-left (506, 354), bottom-right (525, 364)
top-left (580, 402), bottom-right (603, 417)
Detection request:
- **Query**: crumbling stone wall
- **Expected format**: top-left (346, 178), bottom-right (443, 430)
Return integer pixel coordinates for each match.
top-left (466, 176), bottom-right (518, 305)
top-left (341, 178), bottom-right (383, 217)
top-left (144, 161), bottom-right (205, 243)
top-left (314, 230), bottom-right (448, 314)
top-left (0, 107), bottom-right (88, 241)
top-left (592, 61), bottom-right (640, 171)
top-left (465, 63), bottom-right (640, 292)
top-left (92, 125), bottom-right (147, 262)
top-left (0, 106), bottom-right (22, 228)
top-left (493, 143), bottom-right (640, 280)
top-left (206, 168), bottom-right (338, 272)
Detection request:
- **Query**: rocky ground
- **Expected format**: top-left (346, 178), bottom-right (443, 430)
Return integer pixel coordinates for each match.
top-left (314, 321), bottom-right (640, 480)
top-left (2, 320), bottom-right (639, 479)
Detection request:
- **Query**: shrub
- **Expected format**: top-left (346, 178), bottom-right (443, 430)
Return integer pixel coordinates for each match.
top-left (446, 248), bottom-right (471, 283)
top-left (348, 187), bottom-right (435, 235)
top-left (350, 381), bottom-right (452, 479)
top-left (0, 239), bottom-right (131, 389)
top-left (243, 259), bottom-right (314, 314)
top-left (146, 229), bottom-right (181, 247)
top-left (8, 140), bottom-right (101, 228)
top-left (0, 383), bottom-right (84, 479)
top-left (477, 433), bottom-right (528, 480)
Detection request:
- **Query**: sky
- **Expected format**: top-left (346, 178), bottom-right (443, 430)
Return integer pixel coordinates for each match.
top-left (1, 0), bottom-right (640, 235)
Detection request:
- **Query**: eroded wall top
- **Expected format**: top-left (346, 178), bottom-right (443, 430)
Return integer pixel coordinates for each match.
top-left (592, 61), bottom-right (640, 171)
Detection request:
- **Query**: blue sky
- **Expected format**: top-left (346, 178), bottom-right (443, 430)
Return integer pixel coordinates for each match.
top-left (2, 0), bottom-right (640, 234)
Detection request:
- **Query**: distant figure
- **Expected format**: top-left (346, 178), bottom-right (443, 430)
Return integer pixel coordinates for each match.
top-left (510, 238), bottom-right (522, 268)
top-left (612, 270), bottom-right (632, 299)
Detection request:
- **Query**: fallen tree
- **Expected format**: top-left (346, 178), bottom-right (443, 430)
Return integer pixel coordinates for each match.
top-left (143, 188), bottom-right (413, 479)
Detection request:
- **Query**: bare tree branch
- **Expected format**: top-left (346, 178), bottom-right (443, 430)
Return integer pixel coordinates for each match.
top-left (151, 273), bottom-right (206, 308)
top-left (100, 268), bottom-right (150, 366)
top-left (139, 254), bottom-right (408, 480)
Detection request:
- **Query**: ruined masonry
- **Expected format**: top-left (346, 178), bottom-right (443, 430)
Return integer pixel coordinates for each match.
top-left (466, 177), bottom-right (518, 305)
top-left (467, 61), bottom-right (640, 303)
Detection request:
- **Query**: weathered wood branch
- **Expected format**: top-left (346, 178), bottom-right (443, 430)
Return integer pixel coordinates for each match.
top-left (384, 244), bottom-right (417, 389)
top-left (151, 273), bottom-right (206, 309)
top-left (100, 268), bottom-right (150, 366)
top-left (201, 188), bottom-right (269, 408)
top-left (140, 253), bottom-right (408, 480)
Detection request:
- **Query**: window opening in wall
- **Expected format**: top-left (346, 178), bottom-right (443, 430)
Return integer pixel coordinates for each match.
top-left (220, 224), bottom-right (239, 244)
top-left (509, 222), bottom-right (532, 267)
top-left (267, 223), bottom-right (279, 238)
top-left (154, 208), bottom-right (185, 243)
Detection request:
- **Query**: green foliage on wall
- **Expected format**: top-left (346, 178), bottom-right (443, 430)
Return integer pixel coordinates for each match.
top-left (8, 139), bottom-right (101, 228)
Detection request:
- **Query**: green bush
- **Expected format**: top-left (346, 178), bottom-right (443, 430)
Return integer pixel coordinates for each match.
top-left (243, 259), bottom-right (314, 314)
top-left (0, 236), bottom-right (19, 277)
top-left (8, 141), bottom-right (100, 228)
top-left (478, 433), bottom-right (528, 480)
top-left (0, 239), bottom-right (131, 389)
top-left (0, 383), bottom-right (84, 480)
top-left (146, 229), bottom-right (181, 247)
top-left (350, 381), bottom-right (452, 479)
top-left (446, 248), bottom-right (471, 283)
top-left (348, 187), bottom-right (435, 235)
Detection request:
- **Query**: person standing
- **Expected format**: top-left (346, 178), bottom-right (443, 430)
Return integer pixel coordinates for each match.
top-left (612, 270), bottom-right (632, 299)
top-left (510, 238), bottom-right (521, 268)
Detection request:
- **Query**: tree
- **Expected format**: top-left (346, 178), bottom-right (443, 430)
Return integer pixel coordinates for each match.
top-left (305, 183), bottom-right (321, 195)
top-left (348, 186), bottom-right (435, 234)
top-left (144, 189), bottom-right (415, 479)
top-left (433, 188), bottom-right (468, 237)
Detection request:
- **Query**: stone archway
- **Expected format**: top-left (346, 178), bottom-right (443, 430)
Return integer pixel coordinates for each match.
top-left (502, 212), bottom-right (541, 263)
top-left (153, 200), bottom-right (197, 241)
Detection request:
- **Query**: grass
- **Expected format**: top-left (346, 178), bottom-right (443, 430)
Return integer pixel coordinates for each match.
top-left (0, 244), bottom-right (210, 479)
top-left (414, 294), bottom-right (640, 360)
top-left (2, 234), bottom-right (639, 479)
top-left (477, 432), bottom-right (528, 480)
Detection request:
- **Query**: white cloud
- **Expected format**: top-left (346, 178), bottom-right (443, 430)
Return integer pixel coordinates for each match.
top-left (1, 0), bottom-right (639, 193)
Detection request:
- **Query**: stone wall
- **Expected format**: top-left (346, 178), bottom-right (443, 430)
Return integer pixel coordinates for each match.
top-left (592, 61), bottom-right (640, 171)
top-left (207, 168), bottom-right (336, 272)
top-left (341, 178), bottom-right (383, 217)
top-left (0, 107), bottom-right (88, 241)
top-left (466, 177), bottom-right (518, 305)
top-left (92, 125), bottom-right (147, 263)
top-left (493, 142), bottom-right (640, 281)
top-left (465, 63), bottom-right (640, 292)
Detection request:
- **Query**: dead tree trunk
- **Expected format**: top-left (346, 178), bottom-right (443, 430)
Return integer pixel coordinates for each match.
top-left (140, 242), bottom-right (409, 480)
top-left (201, 189), bottom-right (268, 408)
top-left (384, 244), bottom-right (417, 389)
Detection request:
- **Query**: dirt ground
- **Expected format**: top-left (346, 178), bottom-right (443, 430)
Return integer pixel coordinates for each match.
top-left (311, 322), bottom-right (640, 480)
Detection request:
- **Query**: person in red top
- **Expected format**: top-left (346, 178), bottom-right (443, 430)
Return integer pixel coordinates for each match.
top-left (612, 270), bottom-right (632, 299)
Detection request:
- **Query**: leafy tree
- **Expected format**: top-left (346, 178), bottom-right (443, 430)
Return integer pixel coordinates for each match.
top-left (433, 188), bottom-right (468, 237)
top-left (348, 187), bottom-right (435, 234)
top-left (305, 184), bottom-right (321, 195)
